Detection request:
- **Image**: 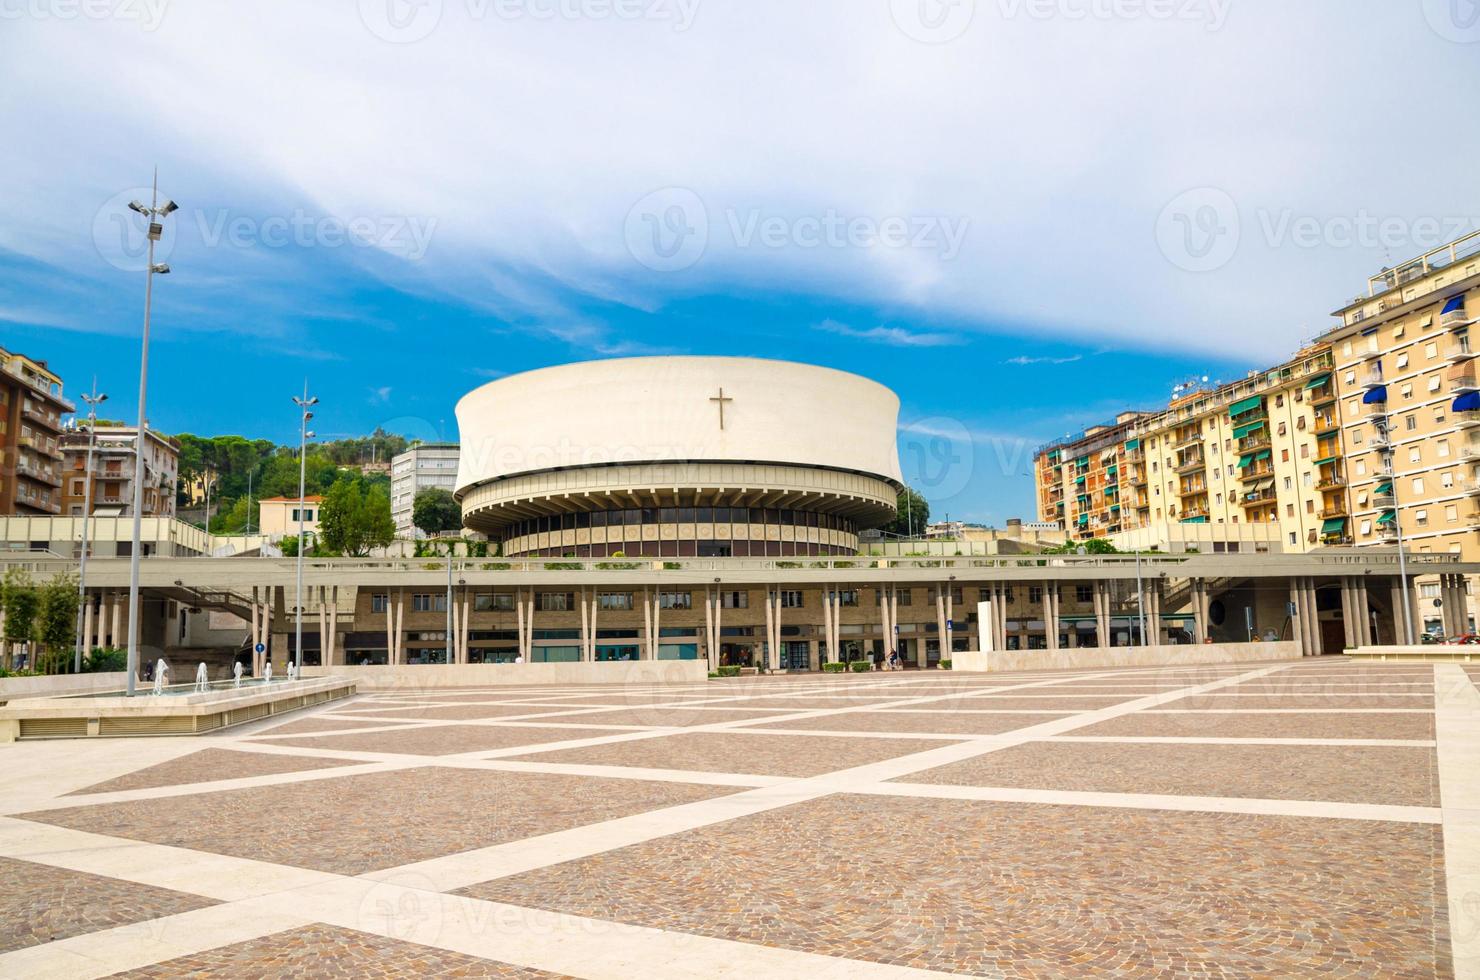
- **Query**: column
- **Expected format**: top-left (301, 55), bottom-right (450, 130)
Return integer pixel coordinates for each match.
top-left (385, 587), bottom-right (397, 666)
top-left (820, 585), bottom-right (833, 665)
top-left (650, 588), bottom-right (660, 660)
top-left (945, 587), bottom-right (955, 659)
top-left (111, 593), bottom-right (123, 651)
top-left (763, 588), bottom-right (776, 671)
top-left (934, 587), bottom-right (948, 665)
top-left (317, 586), bottom-right (328, 669)
top-left (449, 588), bottom-right (461, 665)
top-left (1190, 579), bottom-right (1206, 643)
top-left (460, 588), bottom-right (470, 665)
top-left (704, 588), bottom-right (716, 669)
top-left (1356, 577), bottom-right (1374, 648)
top-left (1040, 584), bottom-right (1059, 652)
top-left (394, 588), bottom-right (406, 665)
top-left (1146, 581), bottom-right (1162, 648)
top-left (580, 588), bottom-right (591, 662)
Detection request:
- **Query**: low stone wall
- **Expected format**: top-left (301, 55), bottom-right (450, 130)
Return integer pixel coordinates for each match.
top-left (953, 641), bottom-right (1300, 673)
top-left (303, 659), bottom-right (710, 690)
top-left (1348, 645), bottom-right (1478, 662)
top-left (0, 672), bottom-right (131, 703)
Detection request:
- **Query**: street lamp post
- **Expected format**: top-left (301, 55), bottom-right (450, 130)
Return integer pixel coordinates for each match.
top-left (124, 175), bottom-right (177, 697)
top-left (73, 383), bottom-right (107, 673)
top-left (293, 383), bottom-right (318, 680)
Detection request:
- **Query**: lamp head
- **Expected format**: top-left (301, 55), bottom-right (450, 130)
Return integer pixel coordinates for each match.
top-left (158, 200), bottom-right (178, 216)
top-left (128, 201), bottom-right (147, 215)
top-left (151, 263), bottom-right (170, 275)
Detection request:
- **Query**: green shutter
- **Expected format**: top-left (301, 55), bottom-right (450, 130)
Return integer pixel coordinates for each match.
top-left (1232, 420), bottom-right (1266, 439)
top-left (1376, 511), bottom-right (1397, 526)
top-left (1303, 372), bottom-right (1332, 390)
top-left (1229, 395), bottom-right (1264, 417)
top-left (1320, 517), bottom-right (1348, 534)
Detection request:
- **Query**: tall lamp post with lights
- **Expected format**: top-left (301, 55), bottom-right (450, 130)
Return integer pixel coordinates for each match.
top-left (293, 385), bottom-right (318, 680)
top-left (124, 177), bottom-right (177, 696)
top-left (73, 383), bottom-right (107, 673)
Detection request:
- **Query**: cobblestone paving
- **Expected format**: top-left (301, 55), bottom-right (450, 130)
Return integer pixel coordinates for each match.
top-left (109, 923), bottom-right (567, 978)
top-left (930, 695), bottom-right (1143, 710)
top-left (258, 716), bottom-right (420, 735)
top-left (531, 707), bottom-right (794, 727)
top-left (1074, 710), bottom-right (1437, 740)
top-left (67, 748), bottom-right (362, 796)
top-left (1162, 692), bottom-right (1434, 710)
top-left (23, 768), bottom-right (736, 874)
top-left (259, 723), bottom-right (622, 756)
top-left (505, 730), bottom-right (957, 776)
top-left (460, 795), bottom-right (1451, 977)
top-left (0, 856), bottom-right (217, 954)
top-left (896, 740), bottom-right (1441, 805)
top-left (741, 710), bottom-right (1073, 734)
top-left (336, 703), bottom-right (607, 722)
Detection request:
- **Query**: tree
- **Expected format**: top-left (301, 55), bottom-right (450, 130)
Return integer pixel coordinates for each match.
top-left (317, 480), bottom-right (396, 557)
top-left (1, 567), bottom-right (37, 669)
top-left (412, 488), bottom-right (462, 537)
top-left (34, 574), bottom-right (79, 673)
top-left (880, 486), bottom-right (930, 537)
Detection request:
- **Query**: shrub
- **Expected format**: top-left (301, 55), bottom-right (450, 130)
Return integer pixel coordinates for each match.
top-left (939, 659), bottom-right (953, 670)
top-left (848, 660), bottom-right (871, 672)
top-left (84, 648), bottom-right (128, 673)
top-left (707, 671), bottom-right (719, 678)
top-left (821, 662), bottom-right (847, 673)
top-left (716, 665), bottom-right (742, 677)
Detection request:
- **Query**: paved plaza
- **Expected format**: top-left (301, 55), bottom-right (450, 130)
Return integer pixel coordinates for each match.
top-left (1, 658), bottom-right (1477, 978)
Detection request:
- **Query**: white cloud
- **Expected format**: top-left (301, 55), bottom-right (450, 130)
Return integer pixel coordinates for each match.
top-left (1, 1), bottom-right (1476, 359)
top-left (1003, 354), bottom-right (1083, 366)
top-left (816, 319), bottom-right (961, 347)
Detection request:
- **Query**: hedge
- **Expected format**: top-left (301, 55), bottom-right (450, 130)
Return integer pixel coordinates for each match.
top-left (848, 660), bottom-right (871, 672)
top-left (821, 662), bottom-right (847, 673)
top-left (715, 665), bottom-right (742, 677)
top-left (939, 659), bottom-right (953, 670)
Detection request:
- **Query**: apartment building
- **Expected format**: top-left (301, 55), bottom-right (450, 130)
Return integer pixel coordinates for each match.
top-left (390, 442), bottom-right (460, 537)
top-left (60, 424), bottom-right (179, 518)
top-left (0, 347), bottom-right (73, 516)
top-left (1127, 345), bottom-right (1345, 551)
top-left (1034, 413), bottom-right (1150, 542)
top-left (1322, 231), bottom-right (1480, 635)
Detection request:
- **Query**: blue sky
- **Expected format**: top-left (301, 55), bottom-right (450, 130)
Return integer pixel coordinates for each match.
top-left (3, 0), bottom-right (1478, 523)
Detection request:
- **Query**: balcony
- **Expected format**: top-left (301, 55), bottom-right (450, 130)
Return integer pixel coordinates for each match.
top-left (1455, 410), bottom-right (1480, 429)
top-left (1180, 507), bottom-right (1210, 521)
top-left (1173, 455), bottom-right (1206, 474)
top-left (1241, 489), bottom-right (1277, 507)
top-left (1377, 523), bottom-right (1399, 542)
top-left (1364, 400), bottom-right (1391, 419)
top-left (1369, 427), bottom-right (1392, 448)
top-left (1361, 347), bottom-right (1384, 362)
top-left (1236, 433), bottom-right (1272, 453)
top-left (1128, 469), bottom-right (1148, 487)
top-left (1308, 385), bottom-right (1337, 406)
top-left (1442, 306), bottom-right (1470, 330)
top-left (1315, 475), bottom-right (1347, 492)
top-left (1319, 504), bottom-right (1349, 520)
top-left (1361, 369), bottom-right (1386, 389)
top-left (1125, 449), bottom-right (1145, 465)
top-left (1179, 485), bottom-right (1208, 499)
top-left (1462, 445), bottom-right (1480, 461)
top-left (1462, 481), bottom-right (1480, 496)
top-left (1313, 416), bottom-right (1340, 435)
top-left (1172, 430), bottom-right (1204, 449)
top-left (1447, 344), bottom-right (1477, 364)
top-left (20, 401), bottom-right (61, 431)
top-left (1450, 375), bottom-right (1479, 394)
top-left (1240, 464), bottom-right (1275, 482)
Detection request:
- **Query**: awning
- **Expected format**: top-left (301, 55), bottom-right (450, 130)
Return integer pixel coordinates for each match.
top-left (1229, 395), bottom-right (1264, 417)
top-left (1237, 449), bottom-right (1271, 468)
top-left (1251, 478), bottom-right (1274, 492)
top-left (1454, 391), bottom-right (1480, 412)
top-left (1443, 295), bottom-right (1467, 316)
top-left (1321, 517), bottom-right (1348, 534)
top-left (1124, 438), bottom-right (1141, 451)
top-left (1076, 514), bottom-right (1089, 525)
top-left (1374, 481), bottom-right (1393, 495)
top-left (1075, 474), bottom-right (1086, 483)
top-left (1376, 510), bottom-right (1397, 526)
top-left (1303, 372), bottom-right (1332, 390)
top-left (1312, 455), bottom-right (1340, 467)
top-left (1362, 386), bottom-right (1388, 404)
top-left (1232, 420), bottom-right (1266, 439)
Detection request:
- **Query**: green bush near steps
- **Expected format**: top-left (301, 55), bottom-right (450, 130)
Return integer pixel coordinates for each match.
top-left (848, 660), bottom-right (871, 672)
top-left (715, 665), bottom-right (742, 677)
top-left (939, 659), bottom-right (953, 670)
top-left (821, 662), bottom-right (847, 673)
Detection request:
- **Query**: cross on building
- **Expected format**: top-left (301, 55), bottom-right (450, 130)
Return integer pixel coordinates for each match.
top-left (709, 387), bottom-right (733, 430)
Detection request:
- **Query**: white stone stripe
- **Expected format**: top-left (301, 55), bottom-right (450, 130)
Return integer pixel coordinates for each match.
top-left (0, 817), bottom-right (338, 901)
top-left (858, 782), bottom-right (1443, 824)
top-left (1041, 735), bottom-right (1436, 747)
top-left (1434, 663), bottom-right (1480, 979)
top-left (1143, 708), bottom-right (1433, 714)
top-left (0, 903), bottom-right (310, 980)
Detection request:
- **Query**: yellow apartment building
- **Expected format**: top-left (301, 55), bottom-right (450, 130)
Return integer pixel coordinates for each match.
top-left (1323, 231), bottom-right (1480, 636)
top-left (1034, 412), bottom-right (1150, 542)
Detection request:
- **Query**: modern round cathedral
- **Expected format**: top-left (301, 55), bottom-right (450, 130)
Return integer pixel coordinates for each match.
top-left (454, 357), bottom-right (903, 557)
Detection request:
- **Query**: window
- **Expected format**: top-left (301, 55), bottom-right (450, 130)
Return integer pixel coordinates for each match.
top-left (1029, 586), bottom-right (1044, 604)
top-left (1406, 415), bottom-right (1418, 431)
top-left (1415, 509), bottom-right (1429, 528)
top-left (371, 593), bottom-right (389, 613)
top-left (1430, 376), bottom-right (1443, 393)
top-left (1410, 447), bottom-right (1422, 464)
top-left (721, 591), bottom-right (749, 609)
top-left (412, 593), bottom-right (447, 612)
top-left (1438, 439), bottom-right (1451, 458)
top-left (1400, 383), bottom-right (1413, 399)
top-left (1412, 477), bottom-right (1425, 495)
top-left (1426, 342), bottom-right (1439, 359)
top-left (829, 590), bottom-right (859, 607)
top-left (1397, 353), bottom-right (1410, 369)
top-left (537, 592), bottom-right (573, 611)
top-left (778, 590), bottom-right (803, 609)
top-left (1442, 471), bottom-right (1455, 489)
top-left (475, 593), bottom-right (514, 611)
top-left (598, 592), bottom-right (633, 611)
top-left (1360, 520), bottom-right (1372, 535)
top-left (1446, 505), bottom-right (1459, 523)
top-left (1075, 585), bottom-right (1093, 603)
top-left (660, 591), bottom-right (693, 610)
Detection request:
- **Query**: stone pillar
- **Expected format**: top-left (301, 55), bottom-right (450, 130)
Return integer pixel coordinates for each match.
top-left (820, 585), bottom-right (833, 666)
top-left (935, 588), bottom-right (948, 665)
top-left (945, 588), bottom-right (955, 659)
top-left (317, 586), bottom-right (328, 668)
top-left (580, 589), bottom-right (591, 663)
top-left (394, 589), bottom-right (406, 665)
top-left (1040, 584), bottom-right (1059, 652)
top-left (704, 589), bottom-right (717, 669)
top-left (1355, 578), bottom-right (1373, 648)
top-left (762, 588), bottom-right (776, 671)
top-left (1190, 580), bottom-right (1206, 644)
top-left (449, 589), bottom-right (461, 665)
top-left (1146, 580), bottom-right (1162, 647)
top-left (111, 593), bottom-right (123, 651)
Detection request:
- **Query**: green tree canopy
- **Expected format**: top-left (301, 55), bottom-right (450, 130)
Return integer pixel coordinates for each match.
top-left (879, 486), bottom-right (930, 537)
top-left (317, 480), bottom-right (396, 557)
top-left (412, 488), bottom-right (462, 537)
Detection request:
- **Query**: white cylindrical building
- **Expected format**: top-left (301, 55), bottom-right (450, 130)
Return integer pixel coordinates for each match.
top-left (454, 356), bottom-right (903, 557)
